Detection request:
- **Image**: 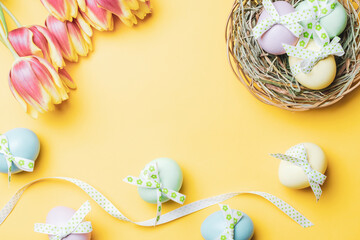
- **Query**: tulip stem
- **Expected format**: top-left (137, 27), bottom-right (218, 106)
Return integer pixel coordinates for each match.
top-left (0, 3), bottom-right (18, 58)
top-left (0, 3), bottom-right (22, 28)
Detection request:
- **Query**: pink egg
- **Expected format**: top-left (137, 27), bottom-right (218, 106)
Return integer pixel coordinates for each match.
top-left (257, 1), bottom-right (298, 55)
top-left (46, 206), bottom-right (91, 240)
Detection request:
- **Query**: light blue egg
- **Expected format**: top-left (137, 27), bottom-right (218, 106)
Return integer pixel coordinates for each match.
top-left (0, 128), bottom-right (40, 174)
top-left (138, 158), bottom-right (183, 204)
top-left (201, 210), bottom-right (254, 240)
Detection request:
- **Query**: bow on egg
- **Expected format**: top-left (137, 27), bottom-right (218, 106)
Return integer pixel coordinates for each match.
top-left (283, 36), bottom-right (344, 76)
top-left (271, 144), bottom-right (327, 201)
top-left (34, 201), bottom-right (93, 240)
top-left (124, 163), bottom-right (186, 225)
top-left (297, 0), bottom-right (337, 47)
top-left (217, 204), bottom-right (243, 240)
top-left (253, 0), bottom-right (314, 39)
top-left (0, 135), bottom-right (35, 183)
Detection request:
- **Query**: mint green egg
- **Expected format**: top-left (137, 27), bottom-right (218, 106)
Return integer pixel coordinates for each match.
top-left (138, 158), bottom-right (183, 204)
top-left (296, 1), bottom-right (347, 38)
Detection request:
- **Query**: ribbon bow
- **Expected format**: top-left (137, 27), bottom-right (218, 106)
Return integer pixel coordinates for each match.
top-left (253, 0), bottom-right (314, 39)
top-left (217, 204), bottom-right (243, 240)
top-left (283, 36), bottom-right (344, 75)
top-left (297, 0), bottom-right (338, 48)
top-left (34, 201), bottom-right (93, 240)
top-left (124, 163), bottom-right (186, 225)
top-left (271, 144), bottom-right (327, 201)
top-left (0, 135), bottom-right (35, 183)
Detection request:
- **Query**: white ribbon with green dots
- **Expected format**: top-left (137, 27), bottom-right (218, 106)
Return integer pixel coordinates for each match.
top-left (34, 201), bottom-right (92, 240)
top-left (253, 0), bottom-right (314, 39)
top-left (217, 204), bottom-right (243, 240)
top-left (0, 177), bottom-right (314, 229)
top-left (0, 135), bottom-right (35, 183)
top-left (283, 36), bottom-right (344, 76)
top-left (296, 0), bottom-right (338, 48)
top-left (271, 144), bottom-right (327, 201)
top-left (123, 163), bottom-right (186, 225)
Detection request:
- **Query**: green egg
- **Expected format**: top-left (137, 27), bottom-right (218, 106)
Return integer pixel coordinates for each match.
top-left (296, 1), bottom-right (347, 38)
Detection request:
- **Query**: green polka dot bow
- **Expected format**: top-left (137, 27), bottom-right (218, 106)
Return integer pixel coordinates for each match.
top-left (253, 0), bottom-right (314, 39)
top-left (0, 135), bottom-right (35, 183)
top-left (217, 204), bottom-right (243, 240)
top-left (34, 201), bottom-right (93, 240)
top-left (123, 163), bottom-right (186, 225)
top-left (296, 0), bottom-right (338, 48)
top-left (283, 36), bottom-right (344, 76)
top-left (271, 144), bottom-right (327, 201)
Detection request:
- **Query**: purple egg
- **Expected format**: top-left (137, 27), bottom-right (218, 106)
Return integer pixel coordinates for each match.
top-left (46, 206), bottom-right (91, 240)
top-left (257, 1), bottom-right (298, 55)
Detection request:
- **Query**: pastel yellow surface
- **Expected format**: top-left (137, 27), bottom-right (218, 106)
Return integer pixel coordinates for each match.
top-left (0, 0), bottom-right (359, 239)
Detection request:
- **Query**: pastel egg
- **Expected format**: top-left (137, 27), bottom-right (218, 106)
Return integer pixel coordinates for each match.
top-left (138, 158), bottom-right (183, 204)
top-left (0, 128), bottom-right (40, 174)
top-left (257, 1), bottom-right (299, 55)
top-left (278, 143), bottom-right (327, 189)
top-left (296, 1), bottom-right (347, 39)
top-left (289, 39), bottom-right (336, 90)
top-left (46, 206), bottom-right (91, 240)
top-left (201, 210), bottom-right (254, 240)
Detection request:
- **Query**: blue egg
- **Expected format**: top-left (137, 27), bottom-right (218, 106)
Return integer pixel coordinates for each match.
top-left (201, 210), bottom-right (254, 240)
top-left (0, 128), bottom-right (40, 174)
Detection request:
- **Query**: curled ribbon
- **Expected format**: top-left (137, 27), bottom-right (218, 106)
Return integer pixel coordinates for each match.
top-left (123, 163), bottom-right (186, 225)
top-left (0, 135), bottom-right (35, 183)
top-left (296, 0), bottom-right (338, 47)
top-left (217, 204), bottom-right (243, 240)
top-left (283, 36), bottom-right (344, 76)
top-left (34, 201), bottom-right (93, 240)
top-left (271, 144), bottom-right (327, 201)
top-left (253, 0), bottom-right (314, 39)
top-left (0, 177), bottom-right (313, 228)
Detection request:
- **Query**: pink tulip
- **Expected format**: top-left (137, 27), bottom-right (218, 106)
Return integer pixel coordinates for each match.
top-left (40, 0), bottom-right (78, 21)
top-left (9, 56), bottom-right (70, 118)
top-left (80, 0), bottom-right (114, 31)
top-left (8, 25), bottom-right (65, 69)
top-left (46, 15), bottom-right (93, 62)
top-left (95, 0), bottom-right (136, 27)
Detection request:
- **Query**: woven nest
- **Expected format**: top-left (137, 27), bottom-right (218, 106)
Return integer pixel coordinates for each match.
top-left (226, 0), bottom-right (360, 111)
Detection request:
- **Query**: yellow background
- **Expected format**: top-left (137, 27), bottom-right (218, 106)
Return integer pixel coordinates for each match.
top-left (0, 0), bottom-right (359, 239)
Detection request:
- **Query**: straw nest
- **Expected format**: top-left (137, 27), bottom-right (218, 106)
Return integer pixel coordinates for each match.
top-left (226, 0), bottom-right (360, 111)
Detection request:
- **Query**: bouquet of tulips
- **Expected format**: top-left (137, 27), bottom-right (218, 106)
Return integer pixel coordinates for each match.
top-left (0, 0), bottom-right (151, 118)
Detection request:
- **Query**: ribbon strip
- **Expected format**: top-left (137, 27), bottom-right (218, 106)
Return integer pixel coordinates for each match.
top-left (34, 201), bottom-right (92, 240)
top-left (123, 163), bottom-right (186, 225)
top-left (283, 36), bottom-right (344, 76)
top-left (271, 144), bottom-right (327, 201)
top-left (296, 0), bottom-right (337, 48)
top-left (0, 177), bottom-right (313, 228)
top-left (0, 135), bottom-right (35, 183)
top-left (253, 0), bottom-right (314, 39)
top-left (217, 204), bottom-right (243, 240)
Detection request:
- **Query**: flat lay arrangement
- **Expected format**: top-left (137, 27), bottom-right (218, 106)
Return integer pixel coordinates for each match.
top-left (0, 0), bottom-right (359, 239)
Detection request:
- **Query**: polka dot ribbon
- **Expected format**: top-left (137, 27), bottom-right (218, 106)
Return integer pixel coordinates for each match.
top-left (123, 163), bottom-right (186, 225)
top-left (252, 0), bottom-right (314, 39)
top-left (271, 144), bottom-right (327, 201)
top-left (296, 0), bottom-right (338, 48)
top-left (0, 135), bottom-right (35, 183)
top-left (34, 201), bottom-right (93, 240)
top-left (0, 177), bottom-right (313, 229)
top-left (217, 204), bottom-right (243, 240)
top-left (283, 36), bottom-right (344, 76)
